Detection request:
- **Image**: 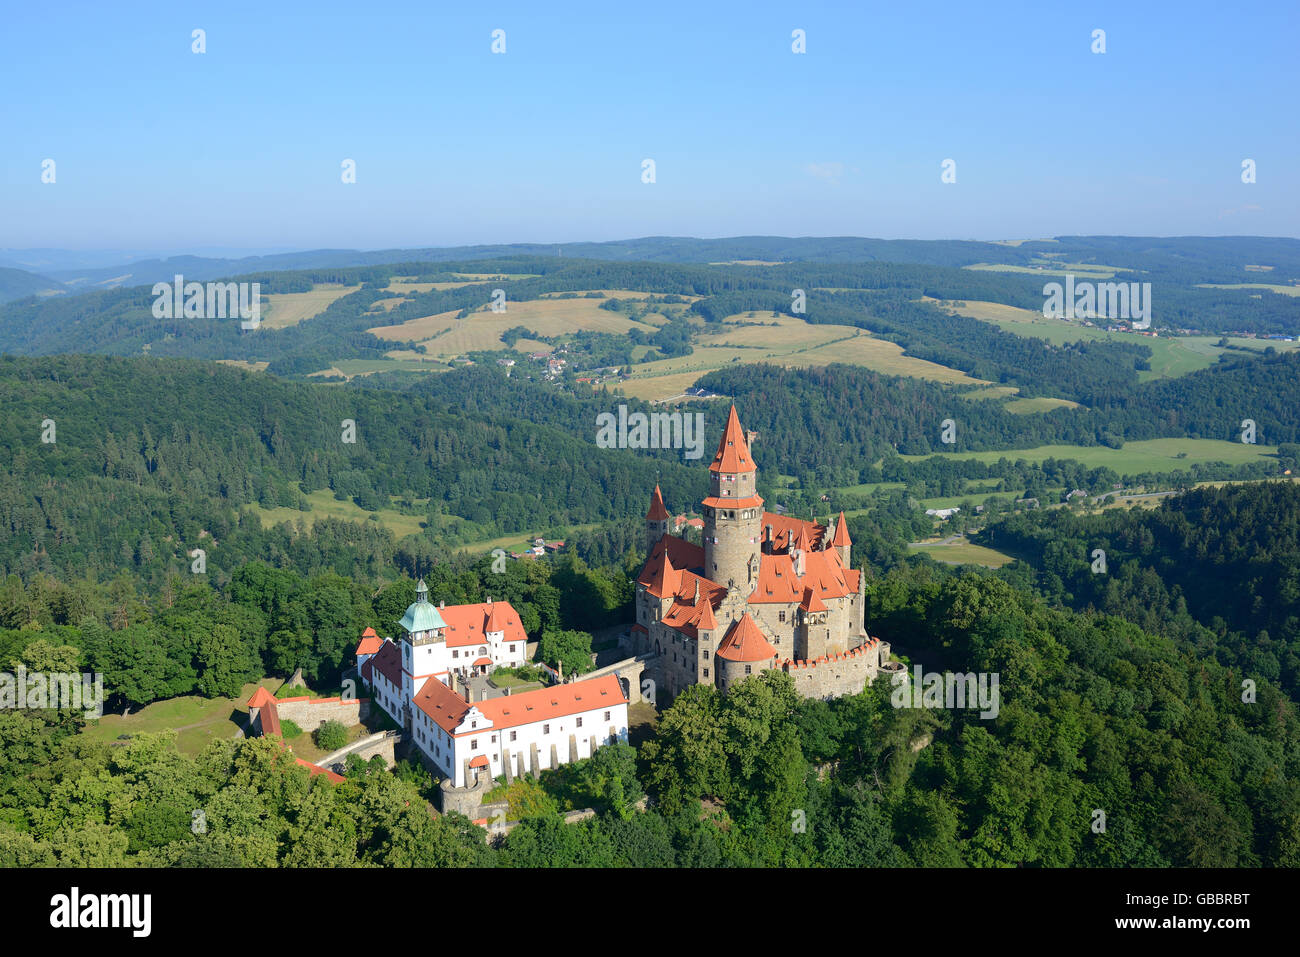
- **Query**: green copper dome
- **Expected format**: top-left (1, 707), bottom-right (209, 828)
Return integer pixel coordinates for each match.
top-left (399, 579), bottom-right (446, 633)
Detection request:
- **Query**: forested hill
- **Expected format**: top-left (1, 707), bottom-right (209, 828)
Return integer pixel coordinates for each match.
top-left (24, 234), bottom-right (1300, 290)
top-left (0, 355), bottom-right (704, 581)
top-left (978, 482), bottom-right (1300, 697)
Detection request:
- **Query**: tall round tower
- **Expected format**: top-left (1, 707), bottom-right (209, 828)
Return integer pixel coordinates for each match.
top-left (702, 406), bottom-right (762, 590)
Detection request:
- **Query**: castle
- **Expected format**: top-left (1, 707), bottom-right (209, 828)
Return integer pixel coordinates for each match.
top-left (630, 406), bottom-right (892, 700)
top-left (357, 582), bottom-right (630, 789)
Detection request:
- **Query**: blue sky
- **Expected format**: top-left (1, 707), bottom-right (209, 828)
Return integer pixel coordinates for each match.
top-left (2, 0), bottom-right (1297, 251)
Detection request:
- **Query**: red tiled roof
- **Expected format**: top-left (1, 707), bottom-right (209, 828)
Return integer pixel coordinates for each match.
top-left (799, 586), bottom-right (827, 613)
top-left (709, 406), bottom-right (756, 473)
top-left (701, 495), bottom-right (764, 510)
top-left (830, 511), bottom-right (852, 548)
top-left (748, 549), bottom-right (854, 604)
top-left (469, 755), bottom-right (489, 769)
top-left (639, 535), bottom-right (705, 595)
top-left (476, 674), bottom-right (628, 732)
top-left (258, 700), bottom-right (282, 737)
top-left (715, 614), bottom-right (779, 662)
top-left (355, 628), bottom-right (383, 657)
top-left (646, 485), bottom-right (670, 521)
top-left (247, 687), bottom-right (277, 710)
top-left (484, 601), bottom-right (509, 634)
top-left (641, 548), bottom-right (681, 598)
top-left (761, 513), bottom-right (825, 551)
top-left (474, 656), bottom-right (492, 666)
top-left (660, 583), bottom-right (724, 640)
top-left (440, 601), bottom-right (528, 649)
top-left (413, 675), bottom-right (472, 734)
top-left (294, 757), bottom-right (345, 784)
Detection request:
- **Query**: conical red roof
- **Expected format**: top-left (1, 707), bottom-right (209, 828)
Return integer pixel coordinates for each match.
top-left (646, 484), bottom-right (670, 521)
top-left (709, 406), bottom-right (756, 474)
top-left (831, 511), bottom-right (851, 547)
top-left (715, 613), bottom-right (778, 662)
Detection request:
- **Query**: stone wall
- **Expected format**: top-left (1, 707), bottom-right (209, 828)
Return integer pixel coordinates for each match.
top-left (275, 695), bottom-right (370, 731)
top-left (779, 637), bottom-right (890, 700)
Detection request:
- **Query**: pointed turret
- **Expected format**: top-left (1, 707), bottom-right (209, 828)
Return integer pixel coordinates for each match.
top-left (709, 405), bottom-right (756, 474)
top-left (830, 511), bottom-right (852, 566)
top-left (645, 484), bottom-right (671, 551)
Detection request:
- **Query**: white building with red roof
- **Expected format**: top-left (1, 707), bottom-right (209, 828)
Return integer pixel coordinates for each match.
top-left (631, 406), bottom-right (892, 701)
top-left (357, 580), bottom-right (630, 788)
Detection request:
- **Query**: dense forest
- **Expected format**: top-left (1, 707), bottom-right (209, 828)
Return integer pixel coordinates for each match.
top-left (977, 482), bottom-right (1300, 699)
top-left (2, 569), bottom-right (1295, 867)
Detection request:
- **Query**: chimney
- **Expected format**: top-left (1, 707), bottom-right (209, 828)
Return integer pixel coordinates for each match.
top-left (440, 600), bottom-right (445, 608)
top-left (487, 596), bottom-right (492, 605)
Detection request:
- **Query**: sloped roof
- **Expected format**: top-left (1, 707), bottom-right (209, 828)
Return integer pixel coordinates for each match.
top-left (440, 601), bottom-right (528, 649)
top-left (715, 614), bottom-right (779, 662)
top-left (761, 512), bottom-right (825, 551)
top-left (247, 687), bottom-right (277, 710)
top-left (709, 406), bottom-right (756, 474)
top-left (830, 511), bottom-right (852, 548)
top-left (294, 757), bottom-right (345, 784)
top-left (355, 628), bottom-right (383, 657)
top-left (476, 674), bottom-right (628, 732)
top-left (412, 675), bottom-right (472, 734)
top-left (368, 640), bottom-right (403, 688)
top-left (639, 535), bottom-right (705, 596)
top-left (799, 586), bottom-right (827, 613)
top-left (646, 484), bottom-right (670, 521)
top-left (748, 549), bottom-right (854, 604)
top-left (399, 580), bottom-right (447, 633)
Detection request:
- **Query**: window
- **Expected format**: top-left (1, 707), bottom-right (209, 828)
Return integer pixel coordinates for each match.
top-left (703, 650), bottom-right (709, 660)
top-left (471, 720), bottom-right (476, 728)
top-left (703, 668), bottom-right (709, 678)
top-left (491, 735), bottom-right (496, 743)
top-left (576, 717), bottom-right (583, 728)
top-left (509, 644), bottom-right (516, 653)
top-left (452, 650), bottom-right (459, 659)
top-left (604, 711), bottom-right (610, 721)
top-left (509, 730), bottom-right (517, 742)
top-left (479, 646), bottom-right (486, 656)
top-left (745, 665), bottom-right (752, 675)
top-left (778, 611), bottom-right (786, 622)
top-left (543, 723), bottom-right (550, 734)
top-left (471, 739), bottom-right (479, 750)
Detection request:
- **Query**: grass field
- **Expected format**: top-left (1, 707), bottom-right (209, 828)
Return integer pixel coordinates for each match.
top-left (261, 283), bottom-right (356, 329)
top-left (964, 261), bottom-right (1120, 279)
top-left (250, 488), bottom-right (427, 538)
top-left (1194, 282), bottom-right (1300, 296)
top-left (901, 437), bottom-right (1278, 473)
top-left (1004, 396), bottom-right (1083, 414)
top-left (80, 678), bottom-right (283, 756)
top-left (938, 299), bottom-right (1300, 380)
top-left (216, 359), bottom-right (270, 372)
top-left (907, 540), bottom-right (1017, 567)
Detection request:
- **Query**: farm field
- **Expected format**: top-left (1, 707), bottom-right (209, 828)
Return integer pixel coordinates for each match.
top-left (937, 299), bottom-right (1300, 380)
top-left (260, 283), bottom-right (357, 329)
top-left (963, 261), bottom-right (1121, 279)
top-left (615, 314), bottom-right (983, 402)
top-left (900, 437), bottom-right (1278, 473)
top-left (367, 297), bottom-right (663, 355)
top-left (1195, 282), bottom-right (1300, 296)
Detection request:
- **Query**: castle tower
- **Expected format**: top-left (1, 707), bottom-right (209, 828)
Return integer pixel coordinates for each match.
top-left (830, 512), bottom-right (852, 567)
top-left (398, 578), bottom-right (447, 719)
top-left (646, 484), bottom-right (671, 553)
top-left (703, 406), bottom-right (762, 590)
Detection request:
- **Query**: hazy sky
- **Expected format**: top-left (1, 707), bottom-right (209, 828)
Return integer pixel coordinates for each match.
top-left (3, 0), bottom-right (1297, 251)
